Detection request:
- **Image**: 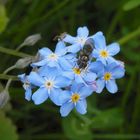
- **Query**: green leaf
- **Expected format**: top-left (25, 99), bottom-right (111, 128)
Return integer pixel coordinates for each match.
top-left (0, 4), bottom-right (9, 33)
top-left (62, 113), bottom-right (93, 140)
top-left (0, 111), bottom-right (18, 140)
top-left (123, 0), bottom-right (140, 11)
top-left (90, 108), bottom-right (123, 130)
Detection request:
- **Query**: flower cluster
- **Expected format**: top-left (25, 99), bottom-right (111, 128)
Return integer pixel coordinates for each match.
top-left (18, 26), bottom-right (125, 117)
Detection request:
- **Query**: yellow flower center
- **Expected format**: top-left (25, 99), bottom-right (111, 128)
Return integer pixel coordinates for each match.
top-left (104, 72), bottom-right (111, 81)
top-left (48, 53), bottom-right (58, 61)
top-left (45, 81), bottom-right (53, 89)
top-left (100, 50), bottom-right (108, 58)
top-left (71, 93), bottom-right (80, 103)
top-left (73, 68), bottom-right (81, 75)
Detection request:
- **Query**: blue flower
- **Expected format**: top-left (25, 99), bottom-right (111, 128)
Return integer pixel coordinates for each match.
top-left (18, 74), bottom-right (32, 101)
top-left (63, 26), bottom-right (91, 53)
top-left (62, 61), bottom-right (97, 86)
top-left (92, 32), bottom-right (120, 65)
top-left (59, 83), bottom-right (93, 117)
top-left (28, 67), bottom-right (71, 105)
top-left (31, 41), bottom-right (70, 68)
top-left (96, 62), bottom-right (125, 93)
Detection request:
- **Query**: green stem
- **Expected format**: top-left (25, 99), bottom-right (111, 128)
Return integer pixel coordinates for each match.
top-left (3, 65), bottom-right (16, 74)
top-left (0, 46), bottom-right (31, 57)
top-left (118, 26), bottom-right (140, 45)
top-left (0, 74), bottom-right (18, 81)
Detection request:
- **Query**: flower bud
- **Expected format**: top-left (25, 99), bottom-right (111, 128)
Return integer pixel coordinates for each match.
top-left (0, 90), bottom-right (10, 108)
top-left (21, 34), bottom-right (41, 46)
top-left (15, 57), bottom-right (33, 69)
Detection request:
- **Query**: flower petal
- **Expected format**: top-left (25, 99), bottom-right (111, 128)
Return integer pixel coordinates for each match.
top-left (59, 57), bottom-right (72, 70)
top-left (58, 90), bottom-right (71, 105)
top-left (28, 72), bottom-right (44, 87)
top-left (31, 59), bottom-right (47, 67)
top-left (32, 87), bottom-right (48, 105)
top-left (112, 67), bottom-right (125, 79)
top-left (77, 26), bottom-right (89, 37)
top-left (92, 31), bottom-right (106, 49)
top-left (79, 86), bottom-right (93, 98)
top-left (76, 99), bottom-right (87, 114)
top-left (63, 34), bottom-right (76, 44)
top-left (55, 76), bottom-right (71, 88)
top-left (39, 47), bottom-right (52, 57)
top-left (84, 72), bottom-right (97, 82)
top-left (55, 41), bottom-right (66, 55)
top-left (107, 43), bottom-right (120, 56)
top-left (60, 102), bottom-right (74, 117)
top-left (49, 88), bottom-right (63, 106)
top-left (25, 88), bottom-right (32, 101)
top-left (96, 79), bottom-right (105, 93)
top-left (67, 43), bottom-right (81, 53)
top-left (106, 80), bottom-right (118, 93)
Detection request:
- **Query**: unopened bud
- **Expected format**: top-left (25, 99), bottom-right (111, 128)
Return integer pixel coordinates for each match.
top-left (15, 57), bottom-right (33, 69)
top-left (0, 90), bottom-right (10, 108)
top-left (21, 34), bottom-right (41, 46)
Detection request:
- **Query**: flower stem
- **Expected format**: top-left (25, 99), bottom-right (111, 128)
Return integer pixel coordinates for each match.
top-left (0, 46), bottom-right (31, 57)
top-left (118, 26), bottom-right (140, 45)
top-left (0, 74), bottom-right (18, 81)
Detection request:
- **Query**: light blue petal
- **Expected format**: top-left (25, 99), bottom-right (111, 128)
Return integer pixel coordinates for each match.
top-left (79, 86), bottom-right (93, 98)
top-left (92, 49), bottom-right (99, 58)
top-left (55, 76), bottom-right (71, 88)
top-left (25, 88), bottom-right (32, 101)
top-left (47, 60), bottom-right (59, 68)
top-left (55, 41), bottom-right (66, 55)
top-left (75, 75), bottom-right (85, 84)
top-left (84, 72), bottom-right (97, 82)
top-left (60, 102), bottom-right (74, 117)
top-left (76, 99), bottom-right (87, 114)
top-left (67, 44), bottom-right (81, 53)
top-left (31, 59), bottom-right (47, 67)
top-left (92, 31), bottom-right (106, 49)
top-left (28, 72), bottom-right (44, 87)
top-left (39, 47), bottom-right (52, 57)
top-left (71, 82), bottom-right (83, 93)
top-left (89, 61), bottom-right (104, 74)
top-left (77, 26), bottom-right (89, 37)
top-left (59, 57), bottom-right (72, 70)
top-left (106, 56), bottom-right (116, 64)
top-left (58, 90), bottom-right (71, 105)
top-left (32, 87), bottom-right (48, 105)
top-left (18, 73), bottom-right (26, 82)
top-left (62, 71), bottom-right (74, 80)
top-left (63, 34), bottom-right (76, 44)
top-left (112, 67), bottom-right (125, 79)
top-left (96, 79), bottom-right (105, 93)
top-left (106, 80), bottom-right (118, 93)
top-left (107, 43), bottom-right (120, 56)
top-left (97, 58), bottom-right (107, 65)
top-left (49, 88), bottom-right (63, 106)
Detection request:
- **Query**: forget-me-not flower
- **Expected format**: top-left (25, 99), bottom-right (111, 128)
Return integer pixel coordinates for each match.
top-left (96, 62), bottom-right (125, 93)
top-left (28, 67), bottom-right (71, 105)
top-left (92, 32), bottom-right (120, 65)
top-left (59, 83), bottom-right (93, 117)
top-left (31, 41), bottom-right (70, 68)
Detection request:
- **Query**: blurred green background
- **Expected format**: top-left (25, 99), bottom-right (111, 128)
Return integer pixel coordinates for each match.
top-left (0, 0), bottom-right (140, 140)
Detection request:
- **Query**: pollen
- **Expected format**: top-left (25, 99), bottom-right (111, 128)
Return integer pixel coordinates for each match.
top-left (104, 72), bottom-right (112, 81)
top-left (100, 50), bottom-right (108, 58)
top-left (71, 93), bottom-right (80, 103)
top-left (73, 68), bottom-right (81, 75)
